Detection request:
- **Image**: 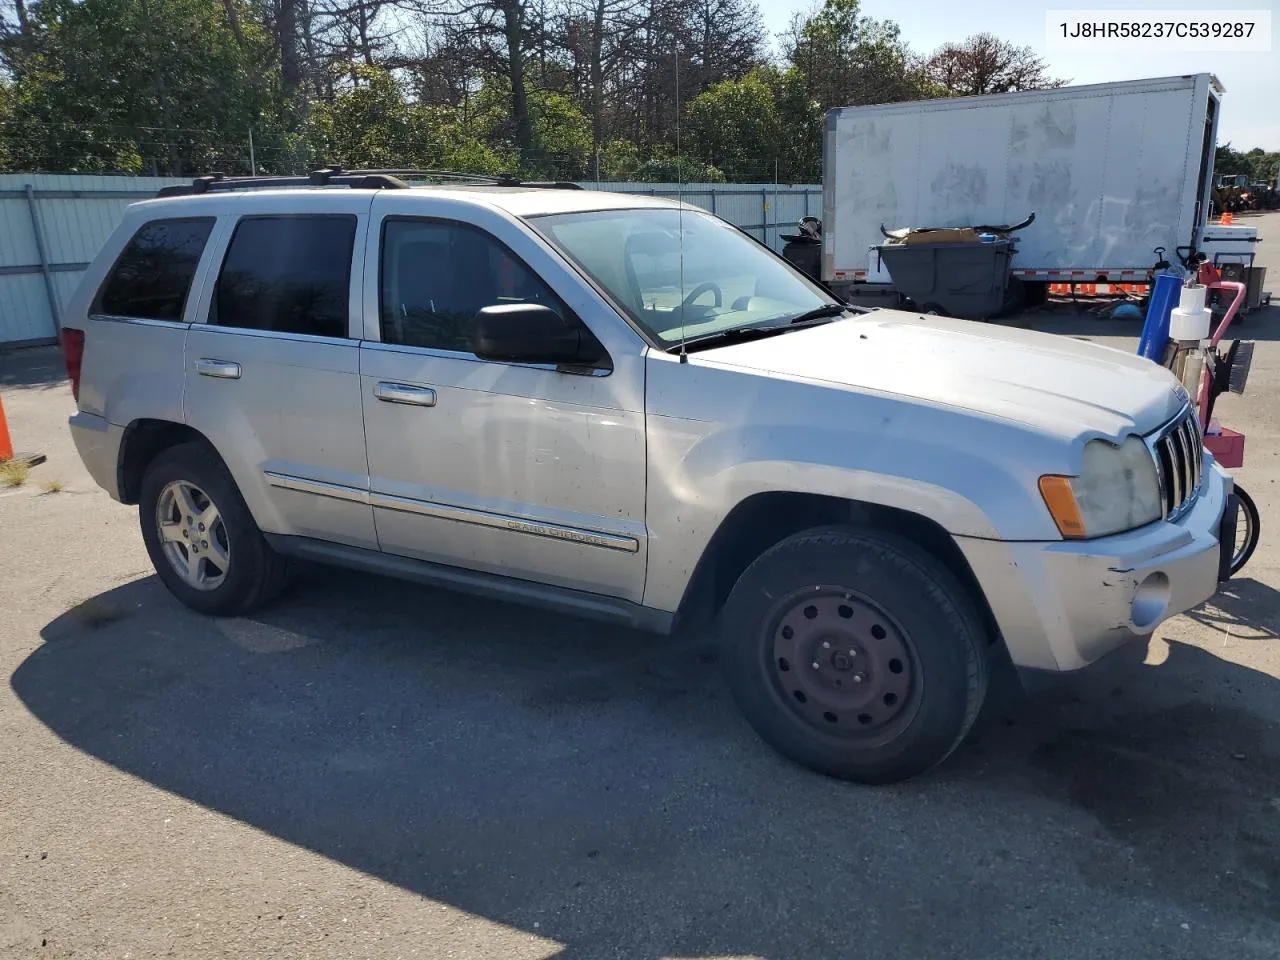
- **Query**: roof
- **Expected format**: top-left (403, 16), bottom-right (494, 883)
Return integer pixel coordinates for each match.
top-left (129, 183), bottom-right (687, 220)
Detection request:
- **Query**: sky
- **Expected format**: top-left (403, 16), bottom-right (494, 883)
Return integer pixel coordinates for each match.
top-left (759, 0), bottom-right (1280, 151)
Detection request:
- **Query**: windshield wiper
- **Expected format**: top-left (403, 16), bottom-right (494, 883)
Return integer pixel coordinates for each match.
top-left (786, 303), bottom-right (850, 325)
top-left (668, 303), bottom-right (852, 354)
top-left (672, 325), bottom-right (794, 353)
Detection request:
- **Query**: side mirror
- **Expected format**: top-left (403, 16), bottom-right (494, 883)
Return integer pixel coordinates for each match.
top-left (471, 303), bottom-right (603, 367)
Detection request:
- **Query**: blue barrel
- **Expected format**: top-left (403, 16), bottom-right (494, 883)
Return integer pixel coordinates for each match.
top-left (1137, 273), bottom-right (1183, 361)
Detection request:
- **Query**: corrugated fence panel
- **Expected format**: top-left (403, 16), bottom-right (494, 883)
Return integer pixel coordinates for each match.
top-left (586, 182), bottom-right (821, 251)
top-left (0, 175), bottom-right (184, 345)
top-left (0, 175), bottom-right (820, 346)
top-left (0, 274), bottom-right (54, 344)
top-left (37, 198), bottom-right (131, 265)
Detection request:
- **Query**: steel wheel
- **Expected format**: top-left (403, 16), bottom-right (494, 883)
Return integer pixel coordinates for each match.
top-left (155, 479), bottom-right (230, 591)
top-left (767, 588), bottom-right (921, 744)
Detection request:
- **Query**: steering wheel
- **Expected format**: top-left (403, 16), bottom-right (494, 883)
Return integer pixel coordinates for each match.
top-left (682, 281), bottom-right (722, 309)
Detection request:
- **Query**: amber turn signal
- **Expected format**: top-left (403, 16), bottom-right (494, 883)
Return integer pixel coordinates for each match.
top-left (1038, 475), bottom-right (1087, 539)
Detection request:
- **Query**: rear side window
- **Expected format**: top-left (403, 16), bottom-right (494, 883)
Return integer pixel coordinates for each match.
top-left (211, 216), bottom-right (356, 338)
top-left (96, 218), bottom-right (214, 321)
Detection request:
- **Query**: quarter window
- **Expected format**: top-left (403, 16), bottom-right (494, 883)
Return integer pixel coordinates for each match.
top-left (96, 218), bottom-right (214, 321)
top-left (380, 219), bottom-right (566, 352)
top-left (211, 216), bottom-right (356, 338)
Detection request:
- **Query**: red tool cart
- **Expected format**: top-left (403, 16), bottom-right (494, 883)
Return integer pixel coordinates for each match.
top-left (1195, 263), bottom-right (1260, 576)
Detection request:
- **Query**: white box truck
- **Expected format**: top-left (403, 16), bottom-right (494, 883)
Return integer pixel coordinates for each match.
top-left (822, 74), bottom-right (1223, 302)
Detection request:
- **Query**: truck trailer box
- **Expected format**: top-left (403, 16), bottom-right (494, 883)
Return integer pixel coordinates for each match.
top-left (822, 74), bottom-right (1223, 291)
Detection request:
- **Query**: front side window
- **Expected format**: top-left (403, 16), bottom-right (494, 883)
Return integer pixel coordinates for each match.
top-left (96, 218), bottom-right (214, 321)
top-left (531, 208), bottom-right (838, 345)
top-left (379, 218), bottom-right (566, 352)
top-left (211, 216), bottom-right (355, 338)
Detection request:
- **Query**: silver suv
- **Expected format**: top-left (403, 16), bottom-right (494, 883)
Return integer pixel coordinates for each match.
top-left (64, 170), bottom-right (1235, 784)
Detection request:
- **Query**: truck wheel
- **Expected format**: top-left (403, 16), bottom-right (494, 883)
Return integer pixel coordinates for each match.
top-left (719, 526), bottom-right (988, 784)
top-left (138, 441), bottom-right (290, 616)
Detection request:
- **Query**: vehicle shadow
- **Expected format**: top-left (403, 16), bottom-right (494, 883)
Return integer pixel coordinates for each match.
top-left (12, 569), bottom-right (1280, 958)
top-left (1182, 577), bottom-right (1280, 640)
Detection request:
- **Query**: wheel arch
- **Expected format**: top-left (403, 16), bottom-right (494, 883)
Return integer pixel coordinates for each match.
top-left (673, 491), bottom-right (1000, 645)
top-left (117, 419), bottom-right (220, 505)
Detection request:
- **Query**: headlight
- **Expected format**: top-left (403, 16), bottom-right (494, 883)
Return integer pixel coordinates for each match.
top-left (1039, 435), bottom-right (1162, 539)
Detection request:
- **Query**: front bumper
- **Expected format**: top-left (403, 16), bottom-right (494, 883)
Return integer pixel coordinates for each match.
top-left (957, 462), bottom-right (1232, 672)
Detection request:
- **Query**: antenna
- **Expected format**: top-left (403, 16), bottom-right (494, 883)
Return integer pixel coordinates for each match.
top-left (676, 44), bottom-right (688, 364)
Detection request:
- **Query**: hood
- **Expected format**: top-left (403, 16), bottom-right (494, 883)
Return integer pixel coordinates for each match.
top-left (697, 310), bottom-right (1187, 441)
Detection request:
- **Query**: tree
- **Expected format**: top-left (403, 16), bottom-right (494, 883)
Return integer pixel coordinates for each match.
top-left (308, 63), bottom-right (515, 171)
top-left (1, 0), bottom-right (288, 173)
top-left (924, 32), bottom-right (1065, 97)
top-left (686, 69), bottom-right (778, 180)
top-left (556, 0), bottom-right (645, 151)
top-left (448, 0), bottom-right (538, 151)
top-left (1216, 143), bottom-right (1280, 184)
top-left (470, 76), bottom-right (593, 176)
top-left (307, 63), bottom-right (423, 166)
top-left (762, 64), bottom-right (821, 182)
top-left (784, 0), bottom-right (925, 113)
top-left (686, 0), bottom-right (765, 91)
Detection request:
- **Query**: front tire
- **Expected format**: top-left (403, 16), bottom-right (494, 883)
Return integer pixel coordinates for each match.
top-left (720, 526), bottom-right (988, 784)
top-left (138, 442), bottom-right (289, 616)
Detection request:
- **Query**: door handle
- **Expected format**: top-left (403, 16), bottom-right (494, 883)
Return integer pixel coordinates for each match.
top-left (195, 358), bottom-right (241, 380)
top-left (374, 382), bottom-right (437, 407)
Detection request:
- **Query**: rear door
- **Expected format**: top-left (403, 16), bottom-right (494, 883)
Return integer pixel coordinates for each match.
top-left (77, 216), bottom-right (217, 428)
top-left (184, 196), bottom-right (377, 549)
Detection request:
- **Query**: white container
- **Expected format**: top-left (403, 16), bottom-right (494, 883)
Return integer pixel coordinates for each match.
top-left (1199, 224), bottom-right (1258, 267)
top-left (1168, 284), bottom-right (1212, 341)
top-left (822, 74), bottom-right (1223, 285)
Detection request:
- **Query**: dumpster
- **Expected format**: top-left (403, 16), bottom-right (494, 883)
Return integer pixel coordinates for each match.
top-left (875, 238), bottom-right (1014, 320)
top-left (781, 216), bottom-right (823, 282)
top-left (782, 236), bottom-right (821, 282)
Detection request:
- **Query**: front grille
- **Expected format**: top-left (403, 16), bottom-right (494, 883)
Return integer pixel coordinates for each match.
top-left (1149, 408), bottom-right (1203, 520)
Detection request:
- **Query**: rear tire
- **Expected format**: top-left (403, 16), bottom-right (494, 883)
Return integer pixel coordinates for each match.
top-left (138, 442), bottom-right (290, 616)
top-left (719, 526), bottom-right (988, 784)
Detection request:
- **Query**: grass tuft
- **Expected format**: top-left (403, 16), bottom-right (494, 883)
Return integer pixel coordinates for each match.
top-left (40, 478), bottom-right (65, 494)
top-left (0, 460), bottom-right (29, 487)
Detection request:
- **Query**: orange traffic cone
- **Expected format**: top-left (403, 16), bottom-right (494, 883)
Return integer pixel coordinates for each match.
top-left (0, 395), bottom-right (11, 462)
top-left (0, 394), bottom-right (47, 467)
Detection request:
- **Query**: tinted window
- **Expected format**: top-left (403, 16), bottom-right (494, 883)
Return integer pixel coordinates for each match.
top-left (97, 218), bottom-right (214, 321)
top-left (380, 219), bottom-right (565, 352)
top-left (212, 216), bottom-right (355, 338)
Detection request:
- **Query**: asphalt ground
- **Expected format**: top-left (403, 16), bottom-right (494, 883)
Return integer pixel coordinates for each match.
top-left (1, 211), bottom-right (1279, 959)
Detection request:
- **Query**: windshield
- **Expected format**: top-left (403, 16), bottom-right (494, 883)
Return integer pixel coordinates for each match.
top-left (530, 208), bottom-right (838, 345)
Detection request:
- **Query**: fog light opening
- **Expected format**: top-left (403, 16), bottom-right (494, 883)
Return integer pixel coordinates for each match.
top-left (1131, 572), bottom-right (1171, 630)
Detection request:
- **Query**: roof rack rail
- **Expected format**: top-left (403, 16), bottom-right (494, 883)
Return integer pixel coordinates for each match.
top-left (343, 169), bottom-right (583, 190)
top-left (155, 167), bottom-right (584, 198)
top-left (155, 167), bottom-right (411, 198)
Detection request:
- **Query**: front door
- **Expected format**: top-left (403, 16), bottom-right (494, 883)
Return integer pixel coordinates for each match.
top-left (185, 200), bottom-right (377, 550)
top-left (359, 203), bottom-right (648, 602)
